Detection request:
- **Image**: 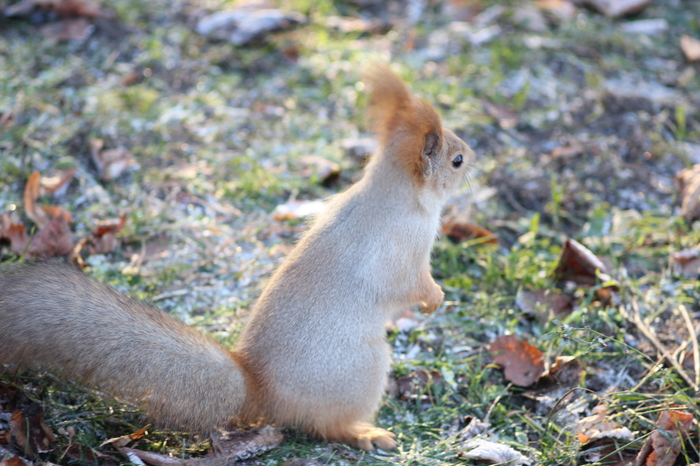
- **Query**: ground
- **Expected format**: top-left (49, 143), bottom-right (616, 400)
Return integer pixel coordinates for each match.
top-left (1, 0), bottom-right (700, 465)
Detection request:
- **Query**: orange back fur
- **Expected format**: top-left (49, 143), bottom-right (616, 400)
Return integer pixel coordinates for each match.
top-left (363, 65), bottom-right (443, 184)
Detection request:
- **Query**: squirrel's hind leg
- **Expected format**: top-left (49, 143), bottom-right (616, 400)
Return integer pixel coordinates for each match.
top-left (326, 422), bottom-right (397, 451)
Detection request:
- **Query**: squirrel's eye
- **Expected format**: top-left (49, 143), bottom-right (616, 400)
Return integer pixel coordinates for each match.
top-left (452, 154), bottom-right (463, 168)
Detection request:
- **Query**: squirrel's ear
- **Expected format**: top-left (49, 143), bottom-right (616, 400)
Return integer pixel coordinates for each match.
top-left (422, 131), bottom-right (441, 177)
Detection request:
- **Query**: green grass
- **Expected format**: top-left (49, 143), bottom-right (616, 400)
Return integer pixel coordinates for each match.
top-left (2, 0), bottom-right (700, 464)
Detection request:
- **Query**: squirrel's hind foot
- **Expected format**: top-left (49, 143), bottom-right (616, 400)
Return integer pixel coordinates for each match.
top-left (345, 422), bottom-right (397, 451)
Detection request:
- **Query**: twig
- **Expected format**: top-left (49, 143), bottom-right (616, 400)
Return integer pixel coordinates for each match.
top-left (628, 299), bottom-right (698, 392)
top-left (678, 304), bottom-right (700, 388)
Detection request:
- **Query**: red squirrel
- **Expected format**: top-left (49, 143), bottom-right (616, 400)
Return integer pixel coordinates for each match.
top-left (0, 65), bottom-right (474, 451)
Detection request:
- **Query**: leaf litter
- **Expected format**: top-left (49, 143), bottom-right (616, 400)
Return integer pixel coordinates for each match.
top-left (2, 0), bottom-right (700, 464)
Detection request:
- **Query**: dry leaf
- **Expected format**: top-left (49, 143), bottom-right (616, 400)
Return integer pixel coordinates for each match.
top-left (23, 171), bottom-right (45, 228)
top-left (459, 439), bottom-right (530, 465)
top-left (443, 0), bottom-right (485, 22)
top-left (24, 172), bottom-right (72, 230)
top-left (634, 410), bottom-right (694, 466)
top-left (551, 142), bottom-right (584, 159)
top-left (208, 426), bottom-right (283, 462)
top-left (341, 137), bottom-right (377, 162)
top-left (442, 222), bottom-right (498, 246)
top-left (298, 156), bottom-right (341, 187)
top-left (273, 200), bottom-right (326, 220)
top-left (118, 426), bottom-right (283, 466)
top-left (681, 35), bottom-right (700, 62)
top-left (283, 459), bottom-right (323, 466)
top-left (4, 0), bottom-right (104, 18)
top-left (583, 0), bottom-right (651, 17)
top-left (671, 248), bottom-right (700, 278)
top-left (40, 18), bottom-right (94, 41)
top-left (676, 164), bottom-right (700, 222)
top-left (101, 425), bottom-right (149, 448)
top-left (325, 16), bottom-right (389, 34)
top-left (534, 356), bottom-right (583, 391)
top-left (117, 447), bottom-right (178, 466)
top-left (39, 167), bottom-right (77, 195)
top-left (195, 8), bottom-right (307, 46)
top-left (388, 369), bottom-right (443, 400)
top-left (0, 212), bottom-right (31, 255)
top-left (489, 335), bottom-right (545, 387)
top-left (553, 238), bottom-right (612, 286)
top-left (27, 214), bottom-right (75, 258)
top-left (0, 453), bottom-right (30, 466)
top-left (535, 0), bottom-right (577, 21)
top-left (453, 416), bottom-right (490, 443)
top-left (64, 443), bottom-right (97, 465)
top-left (483, 100), bottom-right (518, 129)
top-left (516, 289), bottom-right (573, 324)
top-left (89, 139), bottom-right (137, 180)
top-left (8, 410), bottom-right (55, 458)
top-left (89, 214), bottom-right (127, 254)
top-left (576, 405), bottom-right (635, 444)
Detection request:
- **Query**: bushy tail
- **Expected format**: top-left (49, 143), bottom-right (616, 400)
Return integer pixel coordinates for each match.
top-left (0, 262), bottom-right (246, 432)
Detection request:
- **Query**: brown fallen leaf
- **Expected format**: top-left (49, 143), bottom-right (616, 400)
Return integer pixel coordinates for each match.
top-left (634, 410), bottom-right (694, 466)
top-left (442, 222), bottom-right (498, 246)
top-left (324, 16), bottom-right (389, 34)
top-left (535, 0), bottom-right (577, 22)
top-left (8, 410), bottom-right (55, 458)
top-left (100, 425), bottom-right (149, 448)
top-left (89, 214), bottom-right (127, 254)
top-left (273, 200), bottom-right (326, 220)
top-left (24, 172), bottom-right (72, 230)
top-left (117, 426), bottom-right (283, 466)
top-left (195, 8), bottom-right (308, 46)
top-left (0, 212), bottom-right (31, 255)
top-left (40, 18), bottom-right (93, 41)
top-left (387, 369), bottom-right (443, 401)
top-left (443, 0), bottom-right (486, 22)
top-left (209, 426), bottom-right (283, 462)
top-left (27, 214), bottom-right (75, 258)
top-left (671, 248), bottom-right (700, 278)
top-left (89, 139), bottom-right (137, 180)
top-left (70, 215), bottom-right (127, 267)
top-left (298, 156), bottom-right (341, 187)
top-left (575, 405), bottom-right (634, 444)
top-left (582, 0), bottom-right (651, 17)
top-left (0, 452), bottom-right (30, 466)
top-left (117, 447), bottom-right (181, 466)
top-left (459, 439), bottom-right (530, 465)
top-left (516, 289), bottom-right (573, 325)
top-left (483, 100), bottom-right (518, 129)
top-left (63, 443), bottom-right (98, 465)
top-left (489, 335), bottom-right (544, 387)
top-left (681, 35), bottom-right (700, 62)
top-left (551, 141), bottom-right (584, 159)
top-left (534, 356), bottom-right (583, 391)
top-left (676, 164), bottom-right (700, 222)
top-left (553, 238), bottom-right (613, 286)
top-left (283, 459), bottom-right (323, 466)
top-left (4, 0), bottom-right (104, 18)
top-left (39, 167), bottom-right (77, 195)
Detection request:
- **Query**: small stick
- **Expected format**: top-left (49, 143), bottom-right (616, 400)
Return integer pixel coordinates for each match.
top-left (629, 299), bottom-right (698, 391)
top-left (678, 304), bottom-right (700, 388)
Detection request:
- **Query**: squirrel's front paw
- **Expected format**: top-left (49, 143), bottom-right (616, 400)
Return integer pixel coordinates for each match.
top-left (418, 284), bottom-right (444, 314)
top-left (350, 423), bottom-right (397, 451)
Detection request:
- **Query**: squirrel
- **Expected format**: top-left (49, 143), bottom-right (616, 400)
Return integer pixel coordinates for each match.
top-left (0, 65), bottom-right (474, 451)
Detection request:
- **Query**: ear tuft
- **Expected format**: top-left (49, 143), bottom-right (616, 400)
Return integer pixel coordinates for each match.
top-left (362, 64), bottom-right (444, 183)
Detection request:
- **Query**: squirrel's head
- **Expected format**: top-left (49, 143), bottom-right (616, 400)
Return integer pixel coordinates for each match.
top-left (363, 64), bottom-right (474, 199)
